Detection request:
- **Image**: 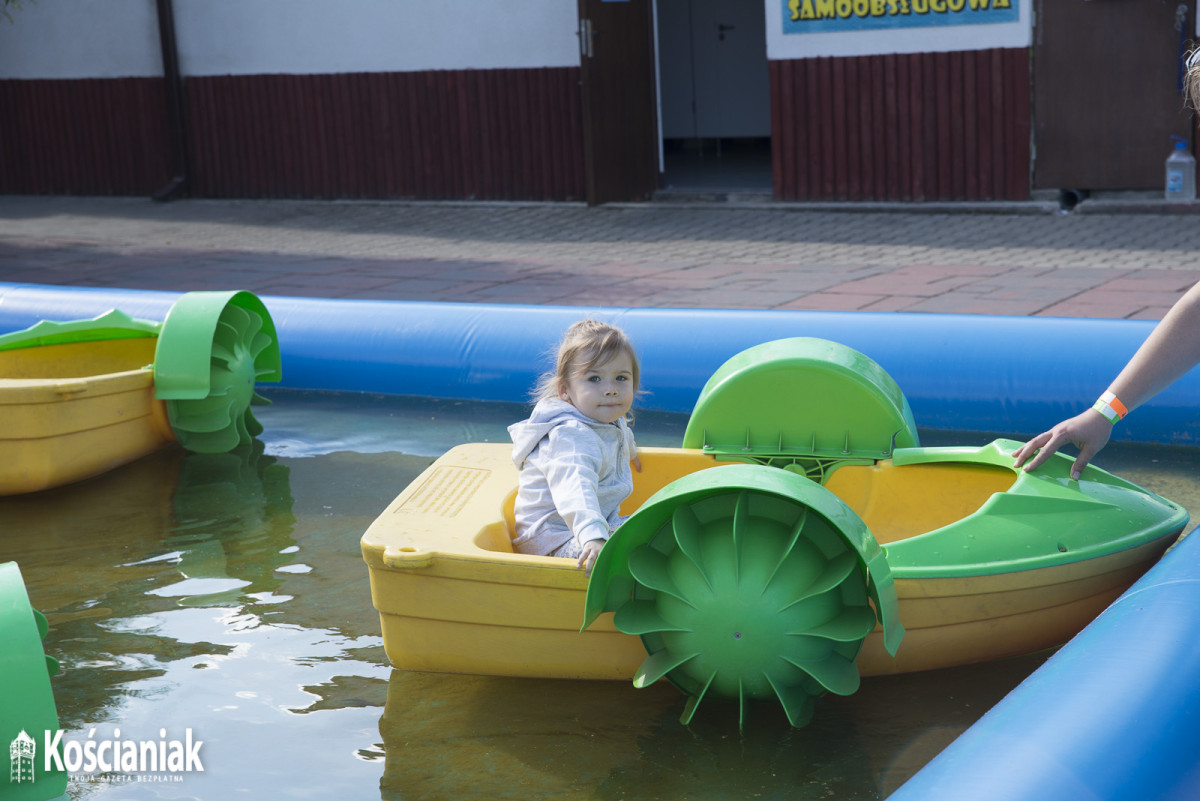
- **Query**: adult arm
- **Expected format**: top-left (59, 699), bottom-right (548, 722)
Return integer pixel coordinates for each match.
top-left (1013, 280), bottom-right (1200, 478)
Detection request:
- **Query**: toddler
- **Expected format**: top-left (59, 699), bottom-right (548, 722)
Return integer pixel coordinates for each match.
top-left (509, 320), bottom-right (641, 575)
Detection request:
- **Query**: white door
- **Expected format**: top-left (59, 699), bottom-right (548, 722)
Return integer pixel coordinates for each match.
top-left (659, 0), bottom-right (770, 139)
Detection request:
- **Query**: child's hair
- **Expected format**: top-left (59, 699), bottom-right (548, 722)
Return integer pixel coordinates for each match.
top-left (534, 319), bottom-right (640, 402)
top-left (1187, 46), bottom-right (1200, 110)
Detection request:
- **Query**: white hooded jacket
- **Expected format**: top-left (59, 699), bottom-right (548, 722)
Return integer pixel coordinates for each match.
top-left (508, 397), bottom-right (637, 557)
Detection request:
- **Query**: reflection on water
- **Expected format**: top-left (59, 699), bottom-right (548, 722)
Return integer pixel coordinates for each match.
top-left (1, 391), bottom-right (1195, 800)
top-left (376, 651), bottom-right (1046, 801)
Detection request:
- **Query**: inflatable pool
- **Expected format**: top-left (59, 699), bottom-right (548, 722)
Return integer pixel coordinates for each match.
top-left (2, 281), bottom-right (1198, 798)
top-left (2, 282), bottom-right (1200, 444)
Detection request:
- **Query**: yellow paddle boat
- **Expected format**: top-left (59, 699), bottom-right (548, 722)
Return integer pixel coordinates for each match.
top-left (361, 338), bottom-right (1186, 726)
top-left (0, 291), bottom-right (281, 495)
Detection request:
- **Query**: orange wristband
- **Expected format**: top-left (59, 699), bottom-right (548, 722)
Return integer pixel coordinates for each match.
top-left (1093, 391), bottom-right (1127, 425)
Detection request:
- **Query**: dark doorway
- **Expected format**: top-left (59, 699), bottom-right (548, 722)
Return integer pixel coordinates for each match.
top-left (1033, 0), bottom-right (1195, 191)
top-left (657, 0), bottom-right (772, 194)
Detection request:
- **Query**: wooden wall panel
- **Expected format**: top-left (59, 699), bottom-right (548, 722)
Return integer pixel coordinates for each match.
top-left (770, 48), bottom-right (1031, 202)
top-left (0, 68), bottom-right (584, 201)
top-left (3, 57), bottom-right (1028, 203)
top-left (185, 68), bottom-right (586, 201)
top-left (0, 78), bottom-right (171, 195)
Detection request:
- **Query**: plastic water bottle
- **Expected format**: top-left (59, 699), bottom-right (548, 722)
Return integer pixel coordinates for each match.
top-left (1165, 136), bottom-right (1196, 202)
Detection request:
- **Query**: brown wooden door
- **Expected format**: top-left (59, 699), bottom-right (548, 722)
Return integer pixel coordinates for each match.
top-left (578, 0), bottom-right (660, 205)
top-left (1034, 0), bottom-right (1195, 191)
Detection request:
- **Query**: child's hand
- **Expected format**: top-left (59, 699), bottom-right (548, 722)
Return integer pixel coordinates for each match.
top-left (577, 540), bottom-right (605, 576)
top-left (631, 453), bottom-right (642, 472)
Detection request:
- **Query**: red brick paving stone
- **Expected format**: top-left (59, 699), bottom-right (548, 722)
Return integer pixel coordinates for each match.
top-left (586, 261), bottom-right (700, 278)
top-left (640, 272), bottom-right (729, 291)
top-left (902, 295), bottom-right (1057, 315)
top-left (665, 264), bottom-right (755, 280)
top-left (469, 281), bottom-right (610, 301)
top-left (1094, 272), bottom-right (1198, 292)
top-left (1034, 301), bottom-right (1146, 319)
top-left (550, 291), bottom-right (678, 307)
top-left (256, 273), bottom-right (427, 294)
top-left (858, 295), bottom-right (927, 313)
top-left (248, 285), bottom-right (349, 299)
top-left (651, 288), bottom-right (801, 308)
top-left (820, 266), bottom-right (1001, 298)
top-left (82, 271), bottom-right (275, 292)
top-left (777, 293), bottom-right (891, 311)
top-left (1130, 307), bottom-right (1172, 321)
top-left (980, 289), bottom-right (1084, 307)
top-left (1051, 288), bottom-right (1189, 310)
top-left (969, 268), bottom-right (1134, 292)
top-left (371, 277), bottom-right (510, 297)
top-left (341, 259), bottom-right (462, 277)
top-left (894, 263), bottom-right (1015, 277)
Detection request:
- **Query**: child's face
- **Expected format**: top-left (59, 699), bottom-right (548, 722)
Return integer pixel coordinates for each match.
top-left (559, 351), bottom-right (635, 424)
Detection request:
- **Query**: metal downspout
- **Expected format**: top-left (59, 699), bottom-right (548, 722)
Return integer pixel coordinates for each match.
top-left (153, 0), bottom-right (189, 201)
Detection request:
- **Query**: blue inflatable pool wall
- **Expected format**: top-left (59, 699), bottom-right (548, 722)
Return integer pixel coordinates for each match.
top-left (2, 282), bottom-right (1199, 800)
top-left (2, 281), bottom-right (1200, 444)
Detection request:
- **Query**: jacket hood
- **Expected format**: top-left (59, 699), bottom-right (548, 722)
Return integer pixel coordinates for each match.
top-left (509, 398), bottom-right (611, 467)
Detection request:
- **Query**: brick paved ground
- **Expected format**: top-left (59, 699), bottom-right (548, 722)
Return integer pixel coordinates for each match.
top-left (2, 194), bottom-right (1199, 319)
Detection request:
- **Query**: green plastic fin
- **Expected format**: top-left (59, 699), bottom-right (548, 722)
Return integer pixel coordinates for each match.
top-left (679, 678), bottom-right (714, 726)
top-left (635, 647), bottom-right (698, 688)
top-left (627, 546), bottom-right (693, 604)
top-left (0, 308), bottom-right (160, 354)
top-left (730, 489), bottom-right (750, 578)
top-left (670, 502), bottom-right (714, 589)
top-left (807, 606), bottom-right (878, 642)
top-left (865, 551), bottom-right (905, 657)
top-left (767, 673), bottom-right (817, 728)
top-left (613, 599), bottom-right (691, 635)
top-left (781, 550), bottom-right (860, 607)
top-left (761, 507), bottom-right (808, 592)
top-left (782, 651), bottom-right (862, 697)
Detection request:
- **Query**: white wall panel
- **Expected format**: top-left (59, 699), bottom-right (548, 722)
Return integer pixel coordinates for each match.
top-left (0, 0), bottom-right (161, 78)
top-left (0, 0), bottom-right (580, 79)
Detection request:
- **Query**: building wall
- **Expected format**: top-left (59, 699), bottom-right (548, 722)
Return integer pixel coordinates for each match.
top-left (771, 48), bottom-right (1031, 201)
top-left (768, 1), bottom-right (1033, 201)
top-left (3, 1), bottom-right (1159, 203)
top-left (184, 70), bottom-right (584, 200)
top-left (0, 0), bottom-right (585, 199)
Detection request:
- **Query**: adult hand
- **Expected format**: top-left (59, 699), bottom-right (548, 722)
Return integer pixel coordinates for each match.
top-left (577, 539), bottom-right (605, 576)
top-left (1012, 408), bottom-right (1113, 480)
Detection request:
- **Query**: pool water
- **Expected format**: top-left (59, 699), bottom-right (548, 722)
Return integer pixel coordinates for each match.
top-left (4, 391), bottom-right (1196, 800)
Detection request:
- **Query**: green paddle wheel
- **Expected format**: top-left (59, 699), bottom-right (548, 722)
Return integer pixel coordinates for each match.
top-left (585, 338), bottom-right (909, 727)
top-left (154, 291), bottom-right (281, 453)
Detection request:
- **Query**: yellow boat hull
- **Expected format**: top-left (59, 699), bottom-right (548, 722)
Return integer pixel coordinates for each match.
top-left (362, 443), bottom-right (1180, 680)
top-left (0, 338), bottom-right (175, 496)
top-left (0, 291), bottom-right (283, 495)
